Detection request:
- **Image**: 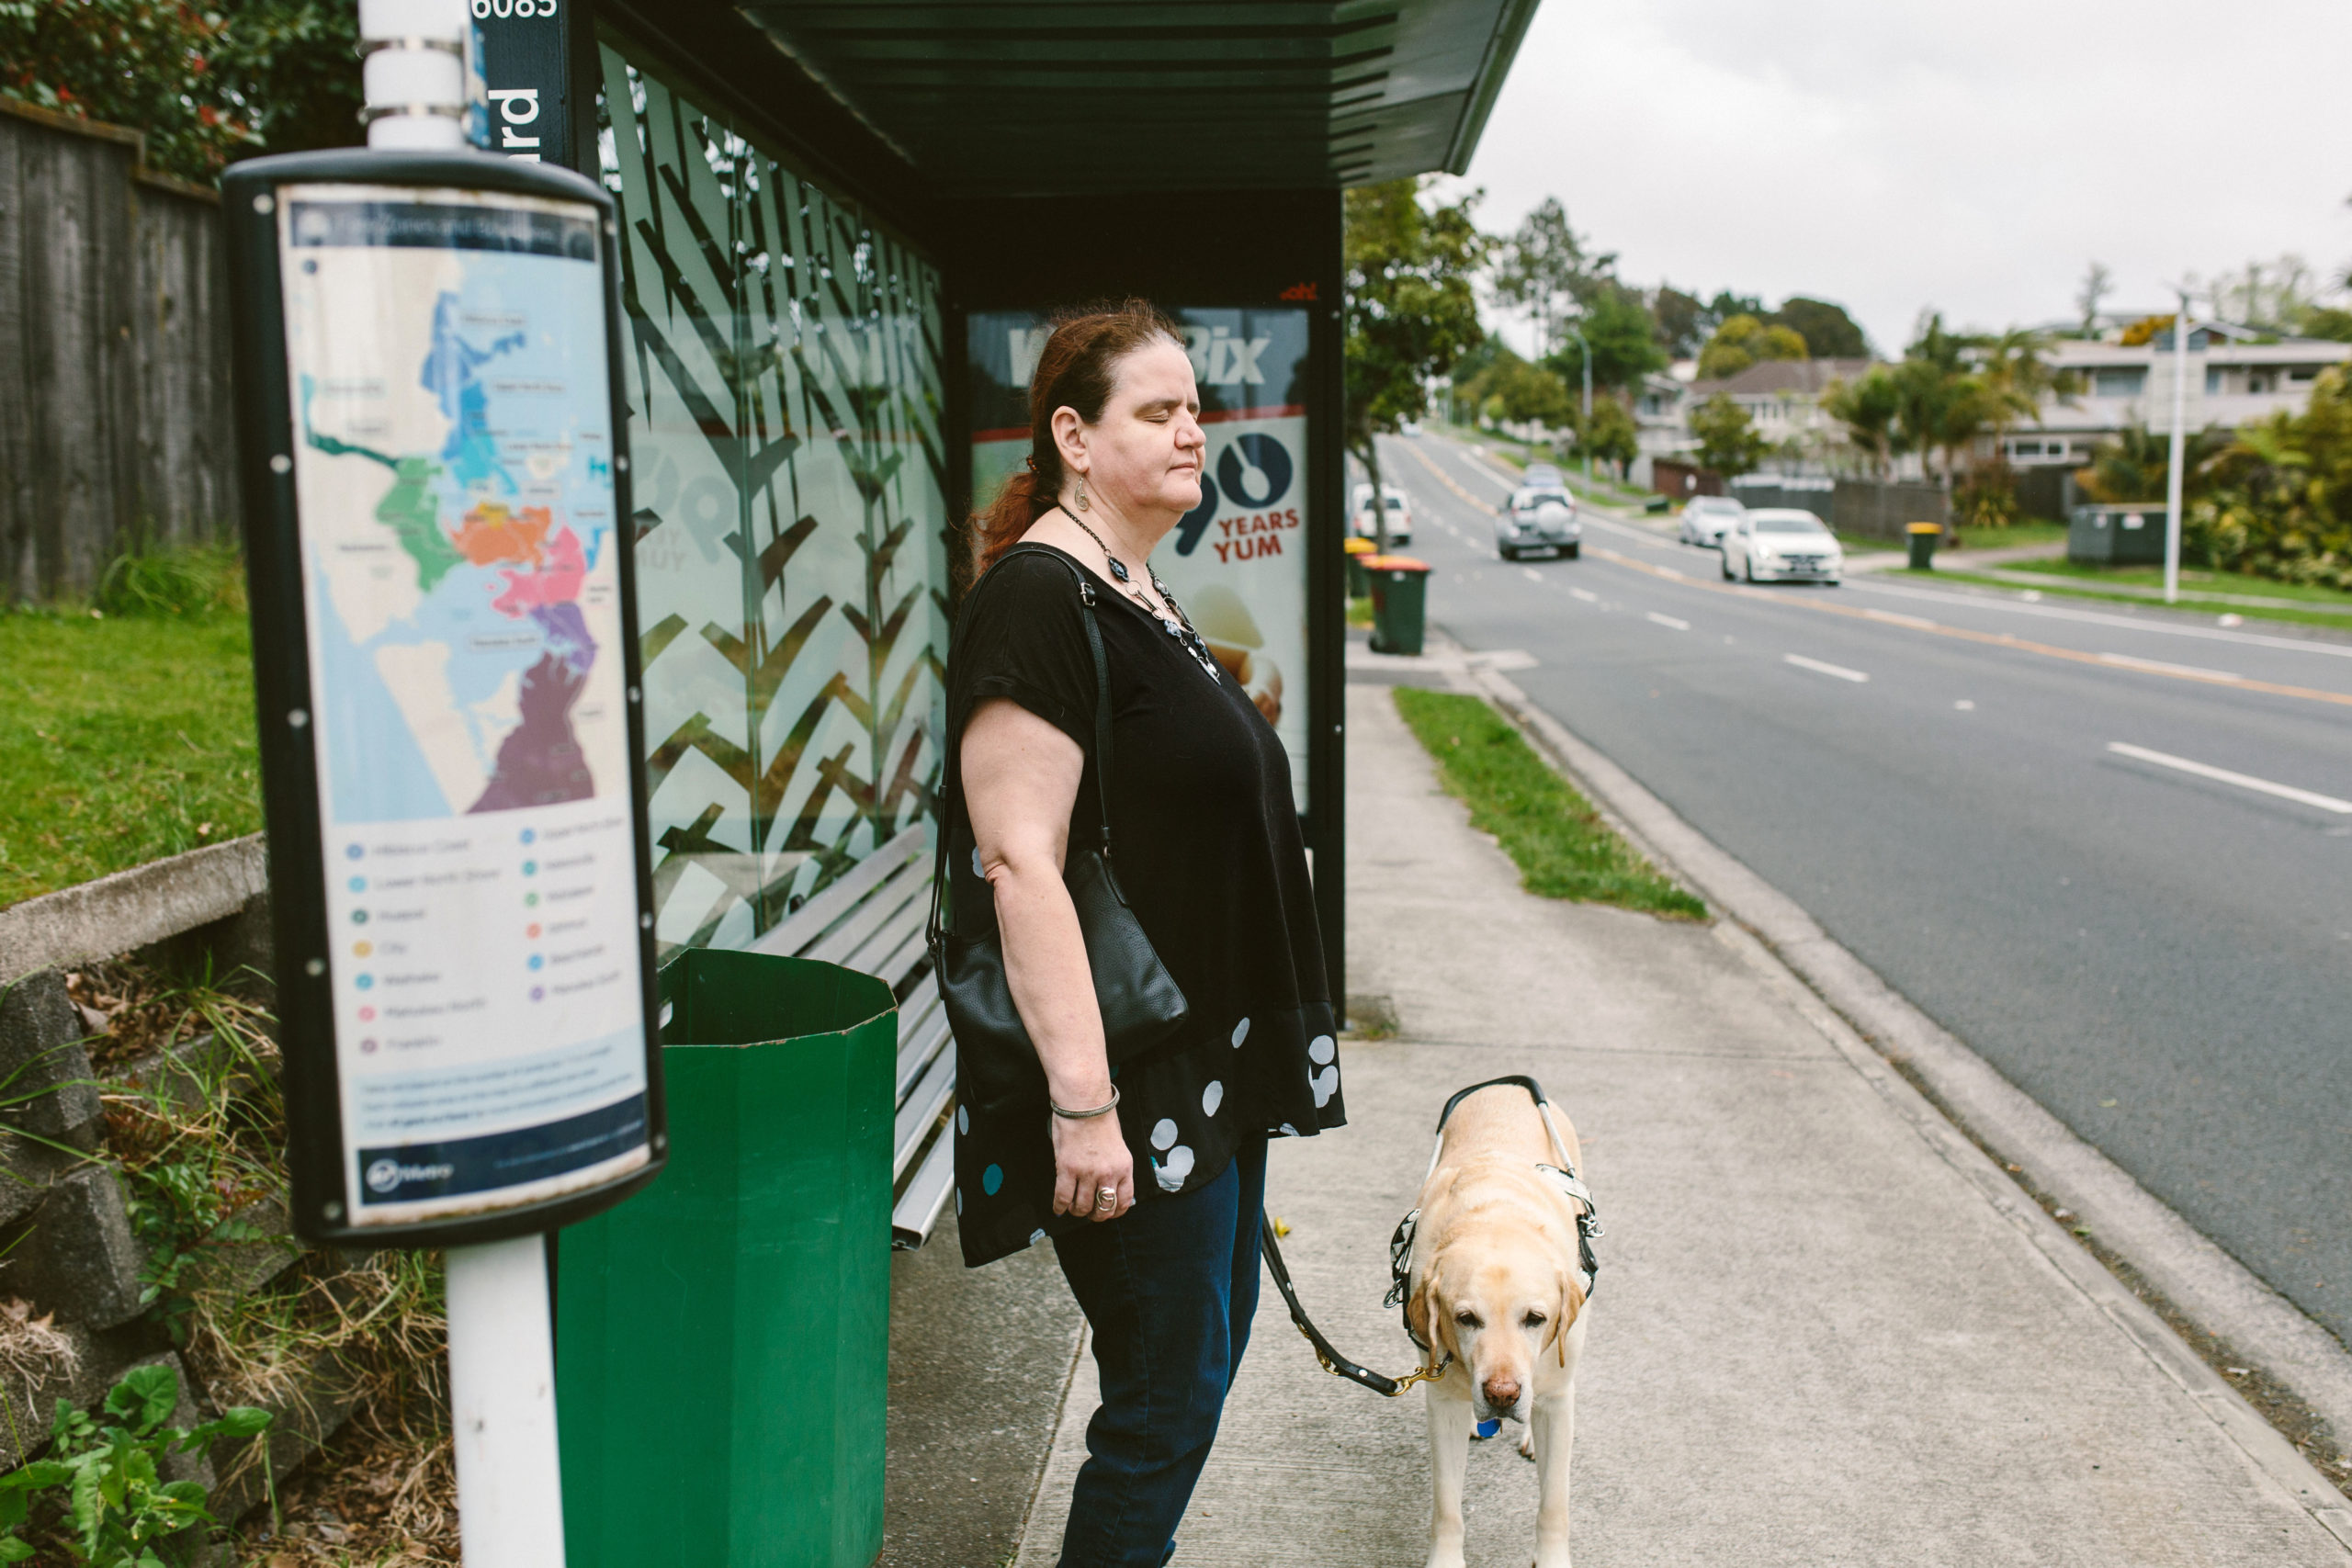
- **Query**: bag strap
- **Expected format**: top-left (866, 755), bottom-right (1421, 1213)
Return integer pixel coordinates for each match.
top-left (927, 544), bottom-right (1116, 951)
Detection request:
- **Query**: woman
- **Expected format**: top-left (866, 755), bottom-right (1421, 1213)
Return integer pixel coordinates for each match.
top-left (944, 300), bottom-right (1344, 1567)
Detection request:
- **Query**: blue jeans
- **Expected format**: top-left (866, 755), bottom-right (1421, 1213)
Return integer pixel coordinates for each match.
top-left (1051, 1135), bottom-right (1267, 1568)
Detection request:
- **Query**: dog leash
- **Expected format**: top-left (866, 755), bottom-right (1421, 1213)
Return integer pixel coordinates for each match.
top-left (1259, 1213), bottom-right (1452, 1397)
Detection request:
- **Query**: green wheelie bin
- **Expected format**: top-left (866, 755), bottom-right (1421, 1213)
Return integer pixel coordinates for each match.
top-left (1366, 554), bottom-right (1431, 655)
top-left (556, 946), bottom-right (898, 1567)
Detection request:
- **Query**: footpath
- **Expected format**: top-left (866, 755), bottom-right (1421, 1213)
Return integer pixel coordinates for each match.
top-left (984, 675), bottom-right (2352, 1566)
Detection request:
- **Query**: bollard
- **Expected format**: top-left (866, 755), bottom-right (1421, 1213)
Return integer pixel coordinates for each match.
top-left (1906, 522), bottom-right (1942, 570)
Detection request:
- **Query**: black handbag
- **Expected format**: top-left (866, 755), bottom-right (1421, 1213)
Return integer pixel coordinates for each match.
top-left (926, 545), bottom-right (1193, 1111)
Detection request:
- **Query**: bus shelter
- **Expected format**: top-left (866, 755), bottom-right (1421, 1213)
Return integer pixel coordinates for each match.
top-left (470, 0), bottom-right (1537, 1248)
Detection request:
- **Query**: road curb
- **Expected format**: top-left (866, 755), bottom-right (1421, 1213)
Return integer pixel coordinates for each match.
top-left (1432, 633), bottom-right (2352, 1529)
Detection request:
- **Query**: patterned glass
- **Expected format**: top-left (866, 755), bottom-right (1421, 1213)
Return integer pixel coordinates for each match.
top-left (596, 43), bottom-right (949, 957)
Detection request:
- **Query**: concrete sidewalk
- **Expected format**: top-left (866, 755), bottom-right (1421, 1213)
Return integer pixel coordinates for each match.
top-left (1005, 682), bottom-right (2351, 1567)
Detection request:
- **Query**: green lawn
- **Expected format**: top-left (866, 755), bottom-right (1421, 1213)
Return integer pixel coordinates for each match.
top-left (2004, 557), bottom-right (2352, 611)
top-left (1393, 688), bottom-right (1705, 920)
top-left (1953, 521), bottom-right (2069, 551)
top-left (0, 607), bottom-right (262, 908)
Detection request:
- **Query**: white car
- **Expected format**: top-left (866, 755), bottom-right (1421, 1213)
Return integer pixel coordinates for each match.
top-left (1350, 482), bottom-right (1412, 544)
top-left (1678, 494), bottom-right (1745, 547)
top-left (1720, 508), bottom-right (1843, 583)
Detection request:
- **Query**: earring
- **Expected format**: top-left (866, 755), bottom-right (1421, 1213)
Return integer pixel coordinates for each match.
top-left (1075, 477), bottom-right (1091, 512)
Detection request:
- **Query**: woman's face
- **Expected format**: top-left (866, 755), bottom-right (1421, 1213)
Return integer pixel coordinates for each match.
top-left (1059, 339), bottom-right (1205, 521)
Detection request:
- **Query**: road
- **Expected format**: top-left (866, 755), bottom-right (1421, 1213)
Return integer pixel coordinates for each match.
top-left (1373, 432), bottom-right (2352, 1344)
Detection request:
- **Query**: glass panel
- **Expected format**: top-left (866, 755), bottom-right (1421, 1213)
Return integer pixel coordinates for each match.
top-left (597, 41), bottom-right (947, 959)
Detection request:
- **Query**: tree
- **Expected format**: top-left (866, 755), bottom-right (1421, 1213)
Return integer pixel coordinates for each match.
top-left (1697, 314), bottom-right (1808, 380)
top-left (1545, 284), bottom-right (1668, 392)
top-left (1822, 367), bottom-right (1902, 477)
top-left (0, 0), bottom-right (362, 184)
top-left (1490, 197), bottom-right (1616, 359)
top-left (1770, 297), bottom-right (1869, 359)
top-left (2187, 367), bottom-right (2352, 589)
top-left (1576, 395), bottom-right (1640, 479)
top-left (1345, 178), bottom-right (1488, 548)
top-left (1495, 358), bottom-right (1574, 428)
top-left (1689, 394), bottom-right (1770, 478)
top-left (1652, 285), bottom-right (1707, 358)
top-left (2075, 261), bottom-right (2113, 336)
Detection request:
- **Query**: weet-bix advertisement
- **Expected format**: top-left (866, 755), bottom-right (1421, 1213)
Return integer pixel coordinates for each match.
top-left (970, 307), bottom-right (1313, 813)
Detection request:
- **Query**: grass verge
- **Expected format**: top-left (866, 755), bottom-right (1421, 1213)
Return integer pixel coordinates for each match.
top-left (1393, 688), bottom-right (1705, 920)
top-left (1931, 573), bottom-right (2352, 632)
top-left (0, 604), bottom-right (262, 908)
top-left (1346, 595), bottom-right (1374, 629)
top-left (2006, 557), bottom-right (2352, 610)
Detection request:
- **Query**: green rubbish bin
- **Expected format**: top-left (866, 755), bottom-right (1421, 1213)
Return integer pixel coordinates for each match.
top-left (1344, 535), bottom-right (1374, 597)
top-left (1906, 521), bottom-right (1943, 570)
top-left (556, 947), bottom-right (897, 1568)
top-left (1366, 554), bottom-right (1431, 656)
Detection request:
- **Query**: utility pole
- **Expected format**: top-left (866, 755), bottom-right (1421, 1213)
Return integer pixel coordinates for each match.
top-left (1559, 320), bottom-right (1592, 486)
top-left (2164, 288), bottom-right (2191, 604)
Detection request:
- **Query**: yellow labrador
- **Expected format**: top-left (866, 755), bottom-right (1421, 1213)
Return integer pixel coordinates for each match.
top-left (1395, 1077), bottom-right (1599, 1568)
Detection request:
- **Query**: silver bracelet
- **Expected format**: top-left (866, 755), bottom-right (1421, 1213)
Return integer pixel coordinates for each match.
top-left (1050, 1086), bottom-right (1121, 1120)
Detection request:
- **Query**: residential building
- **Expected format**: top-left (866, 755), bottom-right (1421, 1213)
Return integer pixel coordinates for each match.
top-left (2008, 322), bottom-right (2350, 466)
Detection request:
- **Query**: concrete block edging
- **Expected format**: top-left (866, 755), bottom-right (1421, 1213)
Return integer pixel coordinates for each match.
top-left (1437, 636), bottom-right (2352, 1548)
top-left (0, 836), bottom-right (266, 987)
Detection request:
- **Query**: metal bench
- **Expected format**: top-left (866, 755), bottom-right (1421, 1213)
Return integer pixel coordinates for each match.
top-left (743, 823), bottom-right (956, 1249)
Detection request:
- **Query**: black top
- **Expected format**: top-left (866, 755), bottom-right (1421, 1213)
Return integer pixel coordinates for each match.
top-left (944, 543), bottom-right (1344, 1267)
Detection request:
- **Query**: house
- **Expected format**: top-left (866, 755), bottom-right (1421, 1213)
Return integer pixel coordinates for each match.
top-left (2009, 322), bottom-right (2351, 466)
top-left (1633, 357), bottom-right (1878, 480)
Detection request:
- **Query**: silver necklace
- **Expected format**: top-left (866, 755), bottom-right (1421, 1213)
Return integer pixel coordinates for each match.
top-left (1060, 506), bottom-right (1221, 680)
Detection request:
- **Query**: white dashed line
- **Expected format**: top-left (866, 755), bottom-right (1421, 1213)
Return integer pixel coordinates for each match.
top-left (1569, 587), bottom-right (1599, 604)
top-left (1954, 699), bottom-right (1976, 710)
top-left (2106, 742), bottom-right (2352, 814)
top-left (1645, 611), bottom-right (1690, 631)
top-left (2098, 651), bottom-right (2243, 682)
top-left (1522, 567), bottom-right (1544, 583)
top-left (1784, 653), bottom-right (1870, 682)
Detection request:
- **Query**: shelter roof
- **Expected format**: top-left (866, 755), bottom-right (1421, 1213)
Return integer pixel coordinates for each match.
top-left (712, 0), bottom-right (1540, 197)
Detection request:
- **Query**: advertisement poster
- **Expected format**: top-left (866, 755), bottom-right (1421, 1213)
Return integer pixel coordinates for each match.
top-left (970, 307), bottom-right (1312, 813)
top-left (279, 185), bottom-right (650, 1224)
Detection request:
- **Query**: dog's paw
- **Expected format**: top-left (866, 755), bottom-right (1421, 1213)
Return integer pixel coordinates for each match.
top-left (1518, 1428), bottom-right (1535, 1461)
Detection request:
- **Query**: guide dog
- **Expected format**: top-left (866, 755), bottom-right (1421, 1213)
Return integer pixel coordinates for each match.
top-left (1393, 1077), bottom-right (1600, 1568)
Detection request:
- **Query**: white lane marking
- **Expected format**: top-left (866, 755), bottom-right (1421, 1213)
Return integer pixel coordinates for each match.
top-left (1521, 567), bottom-right (1544, 583)
top-left (1646, 611), bottom-right (1690, 630)
top-left (1866, 607), bottom-right (1938, 629)
top-left (1569, 587), bottom-right (1599, 604)
top-left (1784, 653), bottom-right (1870, 682)
top-left (1954, 699), bottom-right (1975, 710)
top-left (2098, 650), bottom-right (2243, 682)
top-left (2106, 742), bottom-right (2352, 814)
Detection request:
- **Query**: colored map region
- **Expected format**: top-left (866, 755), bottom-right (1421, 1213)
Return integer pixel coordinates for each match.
top-left (289, 233), bottom-right (622, 824)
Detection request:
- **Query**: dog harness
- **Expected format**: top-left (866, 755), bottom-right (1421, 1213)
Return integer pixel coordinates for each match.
top-left (1385, 1074), bottom-right (1603, 1352)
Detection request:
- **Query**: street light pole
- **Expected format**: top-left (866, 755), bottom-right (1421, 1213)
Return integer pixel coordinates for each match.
top-left (1559, 321), bottom-right (1593, 486)
top-left (2164, 288), bottom-right (2191, 605)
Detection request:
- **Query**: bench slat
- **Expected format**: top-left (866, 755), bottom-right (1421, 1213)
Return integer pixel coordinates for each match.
top-left (804, 859), bottom-right (925, 970)
top-left (894, 1006), bottom-right (953, 1102)
top-left (748, 824), bottom-right (926, 960)
top-left (834, 884), bottom-right (928, 978)
top-left (890, 1128), bottom-right (956, 1250)
top-left (894, 1043), bottom-right (956, 1181)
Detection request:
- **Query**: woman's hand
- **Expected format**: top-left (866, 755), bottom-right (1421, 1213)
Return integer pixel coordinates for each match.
top-left (1050, 1111), bottom-right (1135, 1222)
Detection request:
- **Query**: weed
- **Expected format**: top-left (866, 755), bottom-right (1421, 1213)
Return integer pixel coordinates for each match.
top-left (93, 541), bottom-right (247, 620)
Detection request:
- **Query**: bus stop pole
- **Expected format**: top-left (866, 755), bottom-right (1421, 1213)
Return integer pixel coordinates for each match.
top-left (447, 1238), bottom-right (568, 1566)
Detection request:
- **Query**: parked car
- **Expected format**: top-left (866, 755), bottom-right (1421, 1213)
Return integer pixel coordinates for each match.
top-left (1719, 508), bottom-right (1843, 583)
top-left (1496, 487), bottom-right (1580, 560)
top-left (1398, 418), bottom-right (1423, 437)
top-left (1349, 482), bottom-right (1412, 544)
top-left (1678, 494), bottom-right (1746, 547)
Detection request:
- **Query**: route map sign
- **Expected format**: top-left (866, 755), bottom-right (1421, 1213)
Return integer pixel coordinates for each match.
top-left (226, 153), bottom-right (664, 1247)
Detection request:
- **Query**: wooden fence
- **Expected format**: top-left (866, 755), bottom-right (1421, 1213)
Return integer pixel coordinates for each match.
top-left (0, 97), bottom-right (238, 604)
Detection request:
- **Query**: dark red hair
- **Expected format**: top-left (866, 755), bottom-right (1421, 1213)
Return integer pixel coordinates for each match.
top-left (973, 299), bottom-right (1184, 572)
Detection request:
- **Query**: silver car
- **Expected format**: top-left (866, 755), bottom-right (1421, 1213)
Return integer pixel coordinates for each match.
top-left (1678, 494), bottom-right (1746, 547)
top-left (1496, 486), bottom-right (1581, 560)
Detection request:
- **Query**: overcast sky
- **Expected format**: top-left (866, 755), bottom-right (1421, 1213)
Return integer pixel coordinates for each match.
top-left (1458, 0), bottom-right (2352, 355)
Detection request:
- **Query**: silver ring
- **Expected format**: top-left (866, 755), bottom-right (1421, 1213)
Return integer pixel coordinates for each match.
top-left (1096, 1187), bottom-right (1119, 1210)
